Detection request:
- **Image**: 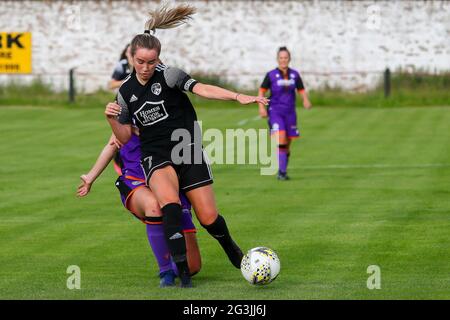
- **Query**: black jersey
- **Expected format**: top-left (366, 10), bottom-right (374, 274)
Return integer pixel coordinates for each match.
top-left (117, 64), bottom-right (199, 158)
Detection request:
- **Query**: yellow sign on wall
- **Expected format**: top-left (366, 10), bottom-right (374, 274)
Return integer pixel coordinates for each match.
top-left (0, 32), bottom-right (32, 74)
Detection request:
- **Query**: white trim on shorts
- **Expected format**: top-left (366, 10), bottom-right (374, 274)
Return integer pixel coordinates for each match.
top-left (181, 149), bottom-right (213, 190)
top-left (141, 160), bottom-right (173, 186)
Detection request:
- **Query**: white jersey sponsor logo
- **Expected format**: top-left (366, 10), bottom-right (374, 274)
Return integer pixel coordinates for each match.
top-left (134, 100), bottom-right (168, 126)
top-left (276, 79), bottom-right (295, 87)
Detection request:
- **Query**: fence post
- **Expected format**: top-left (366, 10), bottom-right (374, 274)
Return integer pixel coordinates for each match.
top-left (69, 68), bottom-right (75, 103)
top-left (384, 68), bottom-right (391, 98)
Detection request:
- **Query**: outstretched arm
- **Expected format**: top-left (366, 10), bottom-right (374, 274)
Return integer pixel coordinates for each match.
top-left (77, 134), bottom-right (118, 197)
top-left (257, 88), bottom-right (268, 118)
top-left (192, 83), bottom-right (269, 106)
top-left (108, 79), bottom-right (124, 90)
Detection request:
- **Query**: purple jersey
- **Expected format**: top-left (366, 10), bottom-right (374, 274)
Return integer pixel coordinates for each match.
top-left (113, 133), bottom-right (193, 211)
top-left (114, 133), bottom-right (145, 180)
top-left (260, 68), bottom-right (304, 112)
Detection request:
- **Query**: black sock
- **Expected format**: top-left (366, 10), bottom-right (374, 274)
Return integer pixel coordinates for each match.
top-left (161, 203), bottom-right (190, 277)
top-left (202, 215), bottom-right (243, 268)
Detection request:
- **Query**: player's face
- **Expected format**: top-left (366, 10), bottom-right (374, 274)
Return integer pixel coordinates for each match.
top-left (132, 48), bottom-right (159, 82)
top-left (277, 51), bottom-right (290, 70)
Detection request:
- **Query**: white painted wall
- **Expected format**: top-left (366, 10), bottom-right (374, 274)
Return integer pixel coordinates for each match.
top-left (0, 0), bottom-right (449, 92)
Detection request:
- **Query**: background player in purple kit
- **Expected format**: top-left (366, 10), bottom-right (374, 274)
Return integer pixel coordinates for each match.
top-left (77, 129), bottom-right (201, 287)
top-left (258, 46), bottom-right (312, 180)
top-left (109, 43), bottom-right (133, 90)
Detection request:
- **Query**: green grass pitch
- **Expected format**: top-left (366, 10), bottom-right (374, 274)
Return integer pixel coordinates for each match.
top-left (0, 103), bottom-right (449, 299)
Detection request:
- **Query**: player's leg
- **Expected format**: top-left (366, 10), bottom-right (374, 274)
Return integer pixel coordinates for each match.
top-left (285, 112), bottom-right (300, 178)
top-left (149, 166), bottom-right (192, 287)
top-left (180, 193), bottom-right (202, 275)
top-left (269, 112), bottom-right (289, 179)
top-left (277, 131), bottom-right (289, 179)
top-left (129, 186), bottom-right (201, 279)
top-left (186, 185), bottom-right (243, 269)
top-left (126, 186), bottom-right (177, 287)
top-left (178, 144), bottom-right (242, 269)
top-left (184, 232), bottom-right (201, 275)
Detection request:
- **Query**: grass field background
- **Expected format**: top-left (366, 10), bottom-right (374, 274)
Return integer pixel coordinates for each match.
top-left (0, 102), bottom-right (449, 299)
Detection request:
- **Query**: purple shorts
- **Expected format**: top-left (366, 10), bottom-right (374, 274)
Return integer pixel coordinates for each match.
top-left (268, 109), bottom-right (300, 138)
top-left (114, 175), bottom-right (196, 232)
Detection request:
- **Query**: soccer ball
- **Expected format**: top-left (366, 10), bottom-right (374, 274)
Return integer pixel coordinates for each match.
top-left (240, 247), bottom-right (280, 285)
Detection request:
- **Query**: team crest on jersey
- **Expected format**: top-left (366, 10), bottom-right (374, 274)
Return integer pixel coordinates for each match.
top-left (151, 83), bottom-right (162, 95)
top-left (134, 100), bottom-right (168, 126)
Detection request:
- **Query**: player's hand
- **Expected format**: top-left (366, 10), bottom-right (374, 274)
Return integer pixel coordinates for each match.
top-left (77, 174), bottom-right (93, 197)
top-left (105, 101), bottom-right (121, 119)
top-left (109, 137), bottom-right (123, 149)
top-left (258, 105), bottom-right (268, 118)
top-left (236, 94), bottom-right (269, 106)
top-left (304, 99), bottom-right (312, 109)
top-left (132, 126), bottom-right (140, 137)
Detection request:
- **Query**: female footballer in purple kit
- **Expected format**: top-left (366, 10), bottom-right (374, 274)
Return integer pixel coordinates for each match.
top-left (258, 46), bottom-right (312, 180)
top-left (104, 4), bottom-right (269, 287)
top-left (77, 129), bottom-right (201, 288)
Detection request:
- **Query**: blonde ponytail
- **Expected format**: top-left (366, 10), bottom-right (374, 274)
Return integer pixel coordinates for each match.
top-left (145, 3), bottom-right (196, 32)
top-left (131, 4), bottom-right (196, 57)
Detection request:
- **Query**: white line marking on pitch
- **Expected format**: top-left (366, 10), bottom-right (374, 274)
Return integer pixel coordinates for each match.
top-left (289, 164), bottom-right (450, 170)
top-left (237, 116), bottom-right (262, 126)
top-left (230, 163), bottom-right (450, 171)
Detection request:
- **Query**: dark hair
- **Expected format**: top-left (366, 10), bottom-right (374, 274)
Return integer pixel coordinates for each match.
top-left (130, 4), bottom-right (196, 57)
top-left (278, 46), bottom-right (291, 59)
top-left (119, 44), bottom-right (130, 61)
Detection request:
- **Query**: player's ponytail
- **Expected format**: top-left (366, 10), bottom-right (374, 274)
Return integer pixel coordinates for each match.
top-left (145, 4), bottom-right (196, 32)
top-left (130, 4), bottom-right (196, 57)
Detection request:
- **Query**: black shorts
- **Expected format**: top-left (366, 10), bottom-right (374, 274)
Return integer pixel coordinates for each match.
top-left (140, 143), bottom-right (213, 192)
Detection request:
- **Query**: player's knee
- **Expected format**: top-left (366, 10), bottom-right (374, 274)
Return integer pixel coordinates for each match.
top-left (158, 197), bottom-right (181, 207)
top-left (143, 197), bottom-right (162, 217)
top-left (161, 203), bottom-right (184, 226)
top-left (197, 211), bottom-right (218, 226)
top-left (278, 137), bottom-right (288, 145)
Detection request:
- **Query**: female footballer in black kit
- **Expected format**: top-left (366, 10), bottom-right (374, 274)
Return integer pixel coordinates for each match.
top-left (104, 4), bottom-right (269, 287)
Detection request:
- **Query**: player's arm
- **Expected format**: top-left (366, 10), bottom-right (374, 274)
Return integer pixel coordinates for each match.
top-left (77, 134), bottom-right (118, 197)
top-left (296, 74), bottom-right (312, 109)
top-left (105, 91), bottom-right (132, 144)
top-left (163, 66), bottom-right (269, 106)
top-left (108, 79), bottom-right (124, 90)
top-left (192, 83), bottom-right (268, 105)
top-left (258, 73), bottom-right (271, 118)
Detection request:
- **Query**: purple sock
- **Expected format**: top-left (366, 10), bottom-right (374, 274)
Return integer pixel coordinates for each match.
top-left (278, 148), bottom-right (288, 174)
top-left (146, 223), bottom-right (173, 274)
